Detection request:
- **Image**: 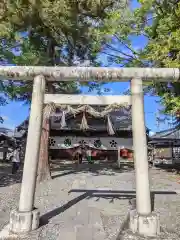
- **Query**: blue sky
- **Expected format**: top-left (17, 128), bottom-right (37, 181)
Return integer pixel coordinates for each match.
top-left (0, 0), bottom-right (173, 133)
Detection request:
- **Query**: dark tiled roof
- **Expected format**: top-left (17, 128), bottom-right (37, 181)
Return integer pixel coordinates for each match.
top-left (17, 106), bottom-right (133, 132)
top-left (16, 105), bottom-right (152, 135)
top-left (51, 106), bottom-right (132, 131)
top-left (0, 127), bottom-right (12, 134)
top-left (16, 118), bottom-right (29, 131)
top-left (0, 128), bottom-right (15, 142)
top-left (150, 127), bottom-right (180, 140)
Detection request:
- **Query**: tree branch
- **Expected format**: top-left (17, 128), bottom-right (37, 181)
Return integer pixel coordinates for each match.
top-left (105, 43), bottom-right (136, 59)
top-left (114, 34), bottom-right (139, 56)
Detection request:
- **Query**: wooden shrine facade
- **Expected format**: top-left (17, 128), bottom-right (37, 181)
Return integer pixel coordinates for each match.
top-left (49, 104), bottom-right (133, 161)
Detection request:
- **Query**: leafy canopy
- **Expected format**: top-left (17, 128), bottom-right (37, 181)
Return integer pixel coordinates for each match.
top-left (134, 0), bottom-right (180, 124)
top-left (0, 0), bottom-right (128, 115)
top-left (94, 0), bottom-right (180, 125)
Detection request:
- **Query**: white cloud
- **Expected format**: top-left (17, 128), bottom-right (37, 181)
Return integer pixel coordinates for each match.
top-left (149, 131), bottom-right (155, 136)
top-left (1, 115), bottom-right (9, 120)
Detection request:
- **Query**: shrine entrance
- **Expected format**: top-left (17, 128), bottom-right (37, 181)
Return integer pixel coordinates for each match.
top-left (48, 95), bottom-right (133, 165)
top-left (0, 66), bottom-right (178, 237)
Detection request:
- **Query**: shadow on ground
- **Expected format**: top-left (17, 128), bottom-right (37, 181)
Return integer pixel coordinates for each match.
top-left (0, 160), bottom-right (134, 187)
top-left (155, 164), bottom-right (180, 174)
top-left (51, 160), bottom-right (134, 179)
top-left (40, 191), bottom-right (135, 227)
top-left (40, 189), bottom-right (177, 227)
top-left (0, 162), bottom-right (22, 187)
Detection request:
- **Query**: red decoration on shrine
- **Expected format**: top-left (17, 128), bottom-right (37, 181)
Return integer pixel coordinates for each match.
top-left (92, 150), bottom-right (97, 157)
top-left (120, 148), bottom-right (128, 158)
top-left (127, 152), bottom-right (133, 159)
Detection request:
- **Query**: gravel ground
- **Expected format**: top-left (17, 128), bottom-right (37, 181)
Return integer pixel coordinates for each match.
top-left (1, 161), bottom-right (180, 239)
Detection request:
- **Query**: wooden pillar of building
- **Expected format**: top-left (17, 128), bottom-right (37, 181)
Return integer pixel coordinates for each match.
top-left (129, 78), bottom-right (160, 237)
top-left (117, 146), bottom-right (121, 168)
top-left (9, 75), bottom-right (46, 233)
top-left (37, 105), bottom-right (52, 182)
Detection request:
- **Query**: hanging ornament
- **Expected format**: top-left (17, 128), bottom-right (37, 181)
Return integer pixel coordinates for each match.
top-left (60, 111), bottom-right (67, 128)
top-left (107, 114), bottom-right (115, 135)
top-left (120, 148), bottom-right (128, 158)
top-left (80, 112), bottom-right (89, 130)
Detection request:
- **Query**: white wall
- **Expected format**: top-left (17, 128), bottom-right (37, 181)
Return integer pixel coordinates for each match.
top-left (49, 136), bottom-right (133, 150)
top-left (0, 151), bottom-right (3, 160)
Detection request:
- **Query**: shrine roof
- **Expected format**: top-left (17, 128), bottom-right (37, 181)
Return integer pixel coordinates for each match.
top-left (15, 104), bottom-right (151, 136)
top-left (150, 127), bottom-right (180, 140)
top-left (51, 105), bottom-right (132, 131)
top-left (15, 106), bottom-right (133, 137)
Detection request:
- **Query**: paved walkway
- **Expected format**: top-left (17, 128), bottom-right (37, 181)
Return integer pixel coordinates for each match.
top-left (1, 161), bottom-right (180, 239)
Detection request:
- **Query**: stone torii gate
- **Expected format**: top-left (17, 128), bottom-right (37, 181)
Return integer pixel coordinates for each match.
top-left (0, 67), bottom-right (179, 237)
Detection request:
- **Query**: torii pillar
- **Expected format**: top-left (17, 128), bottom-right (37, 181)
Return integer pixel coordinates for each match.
top-left (9, 75), bottom-right (46, 233)
top-left (129, 78), bottom-right (160, 236)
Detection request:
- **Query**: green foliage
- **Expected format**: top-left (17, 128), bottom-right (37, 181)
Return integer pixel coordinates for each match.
top-left (92, 7), bottom-right (139, 66)
top-left (0, 81), bottom-right (8, 123)
top-left (95, 0), bottom-right (180, 125)
top-left (134, 0), bottom-right (180, 123)
top-left (0, 0), bottom-right (126, 103)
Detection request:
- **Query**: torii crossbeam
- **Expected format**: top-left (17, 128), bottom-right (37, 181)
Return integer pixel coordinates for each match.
top-left (0, 66), bottom-right (179, 81)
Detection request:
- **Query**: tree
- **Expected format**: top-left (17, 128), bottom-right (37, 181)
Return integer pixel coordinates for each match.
top-left (94, 0), bottom-right (180, 126)
top-left (0, 0), bottom-right (128, 181)
top-left (0, 96), bottom-right (6, 123)
top-left (0, 0), bottom-right (129, 99)
top-left (0, 81), bottom-right (9, 124)
top-left (132, 0), bottom-right (180, 126)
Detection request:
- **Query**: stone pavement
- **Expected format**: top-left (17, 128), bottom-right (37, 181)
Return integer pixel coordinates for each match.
top-left (1, 161), bottom-right (180, 239)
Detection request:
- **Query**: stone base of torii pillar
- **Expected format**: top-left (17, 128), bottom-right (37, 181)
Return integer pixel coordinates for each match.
top-left (9, 208), bottom-right (40, 233)
top-left (129, 210), bottom-right (160, 237)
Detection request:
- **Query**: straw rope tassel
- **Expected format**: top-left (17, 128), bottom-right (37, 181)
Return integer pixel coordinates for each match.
top-left (60, 111), bottom-right (67, 128)
top-left (80, 112), bottom-right (89, 130)
top-left (107, 114), bottom-right (115, 135)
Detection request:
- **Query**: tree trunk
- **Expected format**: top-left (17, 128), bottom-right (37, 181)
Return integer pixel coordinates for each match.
top-left (37, 111), bottom-right (51, 182)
